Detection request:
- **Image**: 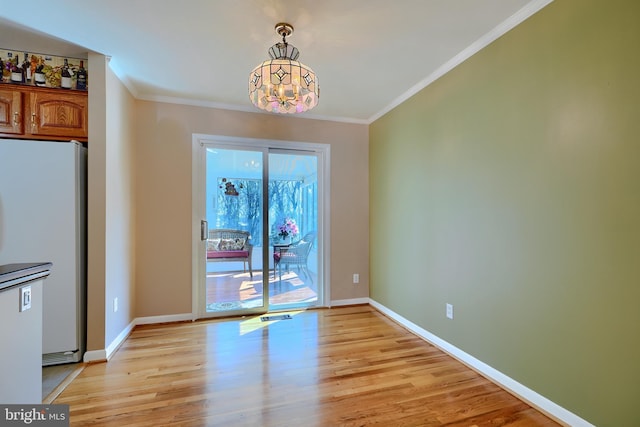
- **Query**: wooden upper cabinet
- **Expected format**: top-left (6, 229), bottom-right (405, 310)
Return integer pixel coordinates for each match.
top-left (0, 85), bottom-right (87, 142)
top-left (27, 90), bottom-right (88, 140)
top-left (0, 88), bottom-right (24, 135)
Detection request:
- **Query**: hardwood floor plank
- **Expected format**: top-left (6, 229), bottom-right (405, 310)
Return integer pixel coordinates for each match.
top-left (55, 306), bottom-right (559, 426)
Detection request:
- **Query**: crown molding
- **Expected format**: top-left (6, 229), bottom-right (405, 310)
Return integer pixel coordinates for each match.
top-left (106, 0), bottom-right (553, 126)
top-left (134, 93), bottom-right (369, 125)
top-left (367, 0), bottom-right (554, 124)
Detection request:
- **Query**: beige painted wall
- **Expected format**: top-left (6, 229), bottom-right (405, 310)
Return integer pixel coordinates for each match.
top-left (369, 1), bottom-right (639, 425)
top-left (86, 53), bottom-right (107, 351)
top-left (104, 60), bottom-right (136, 346)
top-left (133, 102), bottom-right (369, 317)
top-left (86, 54), bottom-right (136, 352)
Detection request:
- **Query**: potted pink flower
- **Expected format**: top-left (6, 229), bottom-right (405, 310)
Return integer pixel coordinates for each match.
top-left (277, 217), bottom-right (299, 243)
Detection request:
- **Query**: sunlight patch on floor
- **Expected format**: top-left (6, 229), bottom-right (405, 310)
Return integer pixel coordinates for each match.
top-left (239, 310), bottom-right (304, 335)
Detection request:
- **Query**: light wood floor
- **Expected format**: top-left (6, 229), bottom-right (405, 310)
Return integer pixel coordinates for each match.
top-left (55, 306), bottom-right (560, 426)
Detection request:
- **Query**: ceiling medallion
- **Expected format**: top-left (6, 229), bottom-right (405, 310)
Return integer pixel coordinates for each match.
top-left (249, 23), bottom-right (319, 114)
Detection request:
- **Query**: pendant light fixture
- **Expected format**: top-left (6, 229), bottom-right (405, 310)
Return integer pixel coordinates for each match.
top-left (249, 23), bottom-right (319, 114)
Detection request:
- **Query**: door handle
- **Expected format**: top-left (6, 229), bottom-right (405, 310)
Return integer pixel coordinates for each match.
top-left (200, 220), bottom-right (208, 241)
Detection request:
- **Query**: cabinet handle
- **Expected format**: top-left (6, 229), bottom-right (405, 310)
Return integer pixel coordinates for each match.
top-left (13, 111), bottom-right (20, 126)
top-left (31, 113), bottom-right (37, 129)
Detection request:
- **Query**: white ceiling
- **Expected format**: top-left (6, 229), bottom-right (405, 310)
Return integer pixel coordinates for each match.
top-left (0, 0), bottom-right (551, 123)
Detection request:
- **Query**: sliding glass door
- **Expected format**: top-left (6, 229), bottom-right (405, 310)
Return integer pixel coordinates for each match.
top-left (268, 150), bottom-right (321, 309)
top-left (203, 146), bottom-right (267, 315)
top-left (194, 136), bottom-right (325, 318)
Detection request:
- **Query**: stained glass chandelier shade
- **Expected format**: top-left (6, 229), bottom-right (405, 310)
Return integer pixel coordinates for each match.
top-left (249, 23), bottom-right (319, 114)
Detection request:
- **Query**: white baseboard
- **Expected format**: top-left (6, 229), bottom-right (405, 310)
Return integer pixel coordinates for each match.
top-left (83, 313), bottom-right (193, 363)
top-left (82, 349), bottom-right (107, 363)
top-left (135, 313), bottom-right (194, 325)
top-left (330, 297), bottom-right (369, 307)
top-left (105, 320), bottom-right (135, 360)
top-left (368, 299), bottom-right (594, 427)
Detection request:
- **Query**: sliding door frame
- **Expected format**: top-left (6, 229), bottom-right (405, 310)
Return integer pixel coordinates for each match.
top-left (191, 133), bottom-right (331, 319)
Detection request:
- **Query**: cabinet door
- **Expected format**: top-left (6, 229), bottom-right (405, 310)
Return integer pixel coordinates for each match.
top-left (0, 89), bottom-right (24, 135)
top-left (27, 91), bottom-right (88, 139)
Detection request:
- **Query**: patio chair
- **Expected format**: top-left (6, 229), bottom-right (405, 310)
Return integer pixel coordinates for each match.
top-left (207, 229), bottom-right (253, 277)
top-left (273, 231), bottom-right (316, 283)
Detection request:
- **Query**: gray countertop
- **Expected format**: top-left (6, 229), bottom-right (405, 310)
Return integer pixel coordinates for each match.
top-left (0, 262), bottom-right (53, 292)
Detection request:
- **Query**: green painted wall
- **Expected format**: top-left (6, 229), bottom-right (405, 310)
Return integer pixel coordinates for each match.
top-left (369, 1), bottom-right (640, 425)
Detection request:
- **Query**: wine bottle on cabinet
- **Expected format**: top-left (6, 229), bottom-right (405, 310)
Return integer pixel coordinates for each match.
top-left (76, 60), bottom-right (87, 90)
top-left (35, 62), bottom-right (46, 87)
top-left (61, 58), bottom-right (72, 89)
top-left (29, 54), bottom-right (37, 84)
top-left (22, 52), bottom-right (30, 83)
top-left (10, 54), bottom-right (22, 83)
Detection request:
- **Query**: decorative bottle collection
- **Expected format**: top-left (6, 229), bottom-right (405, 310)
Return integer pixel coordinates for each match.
top-left (1, 48), bottom-right (88, 90)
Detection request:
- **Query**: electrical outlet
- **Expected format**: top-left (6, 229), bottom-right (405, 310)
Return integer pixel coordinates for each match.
top-left (353, 273), bottom-right (360, 284)
top-left (446, 303), bottom-right (454, 320)
top-left (113, 297), bottom-right (118, 313)
top-left (19, 286), bottom-right (32, 312)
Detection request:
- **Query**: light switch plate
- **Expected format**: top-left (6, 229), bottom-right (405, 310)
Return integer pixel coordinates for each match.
top-left (19, 285), bottom-right (32, 312)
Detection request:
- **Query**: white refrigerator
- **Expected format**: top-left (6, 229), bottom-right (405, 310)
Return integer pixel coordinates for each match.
top-left (0, 139), bottom-right (86, 366)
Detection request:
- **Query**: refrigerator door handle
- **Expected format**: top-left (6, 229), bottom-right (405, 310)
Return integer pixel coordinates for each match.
top-left (200, 220), bottom-right (208, 241)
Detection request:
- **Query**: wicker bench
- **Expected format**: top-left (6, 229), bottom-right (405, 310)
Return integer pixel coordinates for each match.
top-left (207, 229), bottom-right (253, 277)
